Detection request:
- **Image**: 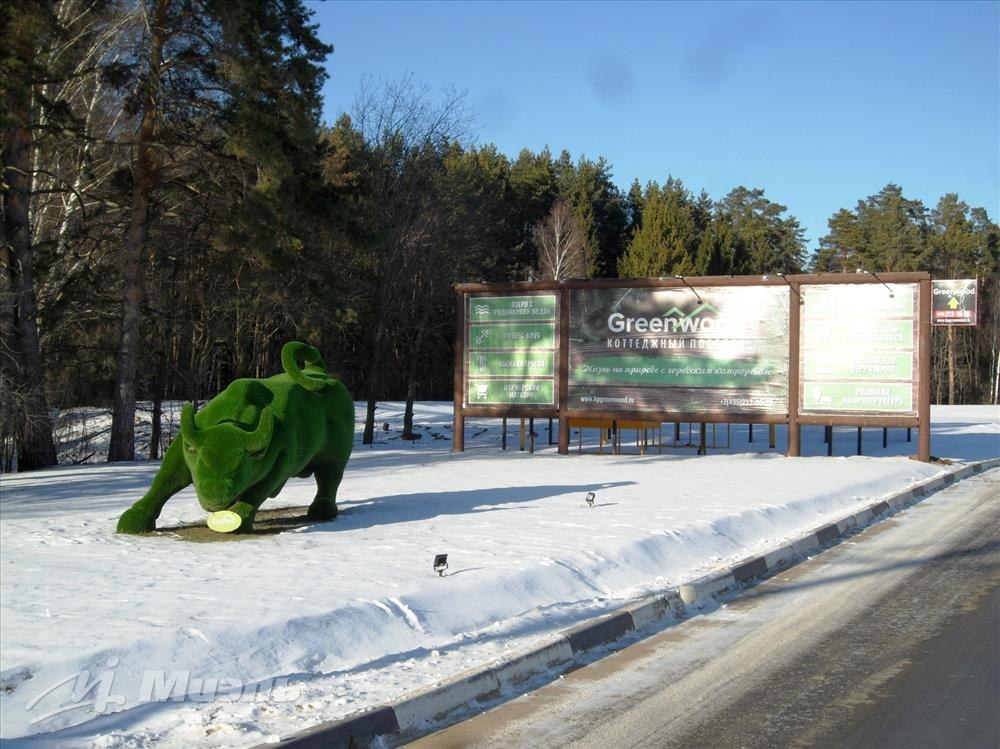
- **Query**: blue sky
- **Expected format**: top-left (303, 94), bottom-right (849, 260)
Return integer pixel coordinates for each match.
top-left (308, 1), bottom-right (998, 251)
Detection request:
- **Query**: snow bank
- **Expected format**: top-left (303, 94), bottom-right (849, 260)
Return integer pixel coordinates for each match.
top-left (0, 404), bottom-right (995, 747)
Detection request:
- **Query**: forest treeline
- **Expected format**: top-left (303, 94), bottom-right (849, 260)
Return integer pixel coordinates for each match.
top-left (2, 1), bottom-right (998, 471)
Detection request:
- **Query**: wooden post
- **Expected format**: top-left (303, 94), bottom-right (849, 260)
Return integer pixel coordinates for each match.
top-left (557, 286), bottom-right (570, 454)
top-left (918, 278), bottom-right (932, 462)
top-left (698, 423), bottom-right (707, 455)
top-left (452, 288), bottom-right (465, 452)
top-left (787, 275), bottom-right (802, 457)
top-left (769, 423), bottom-right (776, 449)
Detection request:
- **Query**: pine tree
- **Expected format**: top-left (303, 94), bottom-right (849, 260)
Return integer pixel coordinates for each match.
top-left (617, 180), bottom-right (696, 277)
top-left (105, 0), bottom-right (331, 461)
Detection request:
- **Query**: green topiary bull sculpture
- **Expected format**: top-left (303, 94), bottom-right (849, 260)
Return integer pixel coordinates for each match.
top-left (117, 342), bottom-right (354, 534)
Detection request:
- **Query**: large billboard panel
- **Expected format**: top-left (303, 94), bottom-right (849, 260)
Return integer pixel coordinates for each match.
top-left (799, 283), bottom-right (918, 416)
top-left (464, 292), bottom-right (558, 407)
top-left (567, 286), bottom-right (790, 415)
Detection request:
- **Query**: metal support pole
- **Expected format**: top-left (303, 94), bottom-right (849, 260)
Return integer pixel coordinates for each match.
top-left (529, 417), bottom-right (535, 454)
top-left (501, 417), bottom-right (507, 450)
top-left (748, 423), bottom-right (754, 443)
top-left (769, 423), bottom-right (776, 449)
top-left (907, 427), bottom-right (912, 443)
top-left (857, 426), bottom-right (862, 455)
top-left (548, 417), bottom-right (553, 446)
top-left (698, 423), bottom-right (707, 455)
top-left (883, 427), bottom-right (888, 449)
top-left (519, 418), bottom-right (526, 451)
top-left (827, 426), bottom-right (833, 456)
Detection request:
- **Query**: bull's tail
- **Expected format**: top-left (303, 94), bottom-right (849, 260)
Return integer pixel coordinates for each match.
top-left (281, 341), bottom-right (329, 392)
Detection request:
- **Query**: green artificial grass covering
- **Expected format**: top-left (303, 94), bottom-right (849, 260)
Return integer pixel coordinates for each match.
top-left (117, 342), bottom-right (354, 534)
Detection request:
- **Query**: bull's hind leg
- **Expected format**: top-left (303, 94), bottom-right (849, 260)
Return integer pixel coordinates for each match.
top-left (307, 462), bottom-right (345, 521)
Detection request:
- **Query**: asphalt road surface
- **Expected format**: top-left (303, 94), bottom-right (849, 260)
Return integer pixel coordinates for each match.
top-left (406, 468), bottom-right (1000, 749)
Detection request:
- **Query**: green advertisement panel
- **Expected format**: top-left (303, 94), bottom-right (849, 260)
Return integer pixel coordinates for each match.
top-left (467, 380), bottom-right (555, 405)
top-left (469, 351), bottom-right (555, 378)
top-left (799, 283), bottom-right (918, 416)
top-left (802, 383), bottom-right (913, 413)
top-left (468, 295), bottom-right (556, 321)
top-left (802, 283), bottom-right (914, 319)
top-left (802, 351), bottom-right (913, 381)
top-left (574, 355), bottom-right (784, 387)
top-left (464, 292), bottom-right (558, 408)
top-left (568, 286), bottom-right (790, 415)
top-left (801, 319), bottom-right (913, 349)
top-left (468, 323), bottom-right (555, 350)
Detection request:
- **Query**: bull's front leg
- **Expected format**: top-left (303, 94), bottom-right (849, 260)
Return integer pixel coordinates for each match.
top-left (221, 481), bottom-right (274, 533)
top-left (116, 437), bottom-right (192, 534)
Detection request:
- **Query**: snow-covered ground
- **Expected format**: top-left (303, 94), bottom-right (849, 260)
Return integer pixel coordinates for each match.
top-left (0, 403), bottom-right (997, 748)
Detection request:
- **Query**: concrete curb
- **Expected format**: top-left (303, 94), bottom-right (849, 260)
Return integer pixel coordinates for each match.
top-left (261, 457), bottom-right (999, 748)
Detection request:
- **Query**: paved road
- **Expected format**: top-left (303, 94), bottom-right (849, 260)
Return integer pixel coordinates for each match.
top-left (406, 469), bottom-right (1000, 749)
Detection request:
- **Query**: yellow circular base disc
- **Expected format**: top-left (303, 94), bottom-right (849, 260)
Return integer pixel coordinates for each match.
top-left (207, 510), bottom-right (242, 533)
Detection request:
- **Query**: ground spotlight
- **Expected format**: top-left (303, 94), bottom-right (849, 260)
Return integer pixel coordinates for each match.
top-left (585, 492), bottom-right (596, 507)
top-left (433, 554), bottom-right (449, 576)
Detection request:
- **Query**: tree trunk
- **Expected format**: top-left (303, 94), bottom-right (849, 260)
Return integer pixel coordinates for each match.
top-left (2, 83), bottom-right (57, 471)
top-left (108, 0), bottom-right (167, 462)
top-left (402, 284), bottom-right (432, 440)
top-left (149, 396), bottom-right (162, 460)
top-left (363, 320), bottom-right (387, 445)
top-left (402, 379), bottom-right (418, 439)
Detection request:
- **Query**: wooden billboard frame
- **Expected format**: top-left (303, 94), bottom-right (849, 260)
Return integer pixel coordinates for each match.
top-left (453, 272), bottom-right (932, 462)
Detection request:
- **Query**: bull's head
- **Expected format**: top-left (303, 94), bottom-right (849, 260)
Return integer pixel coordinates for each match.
top-left (180, 403), bottom-right (277, 511)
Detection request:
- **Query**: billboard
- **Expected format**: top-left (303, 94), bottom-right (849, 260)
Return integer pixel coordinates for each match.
top-left (799, 283), bottom-right (918, 415)
top-left (932, 279), bottom-right (977, 326)
top-left (464, 293), bottom-right (558, 406)
top-left (567, 286), bottom-right (790, 415)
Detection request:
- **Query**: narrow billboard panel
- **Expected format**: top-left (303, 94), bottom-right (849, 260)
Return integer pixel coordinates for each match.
top-left (464, 293), bottom-right (558, 406)
top-left (931, 279), bottom-right (977, 326)
top-left (568, 286), bottom-right (790, 415)
top-left (799, 283), bottom-right (918, 415)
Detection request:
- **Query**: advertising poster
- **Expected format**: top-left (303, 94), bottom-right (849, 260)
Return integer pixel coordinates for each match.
top-left (799, 283), bottom-right (918, 415)
top-left (931, 279), bottom-right (977, 326)
top-left (567, 286), bottom-right (790, 415)
top-left (464, 293), bottom-right (558, 406)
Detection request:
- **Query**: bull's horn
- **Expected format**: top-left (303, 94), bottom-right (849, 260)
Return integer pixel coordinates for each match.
top-left (244, 407), bottom-right (274, 454)
top-left (180, 403), bottom-right (202, 448)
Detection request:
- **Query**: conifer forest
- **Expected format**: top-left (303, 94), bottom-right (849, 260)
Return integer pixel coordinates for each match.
top-left (2, 1), bottom-right (997, 471)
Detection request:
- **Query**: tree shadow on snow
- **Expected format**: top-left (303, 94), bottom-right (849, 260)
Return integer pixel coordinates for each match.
top-left (306, 481), bottom-right (637, 533)
top-left (150, 481), bottom-right (636, 542)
